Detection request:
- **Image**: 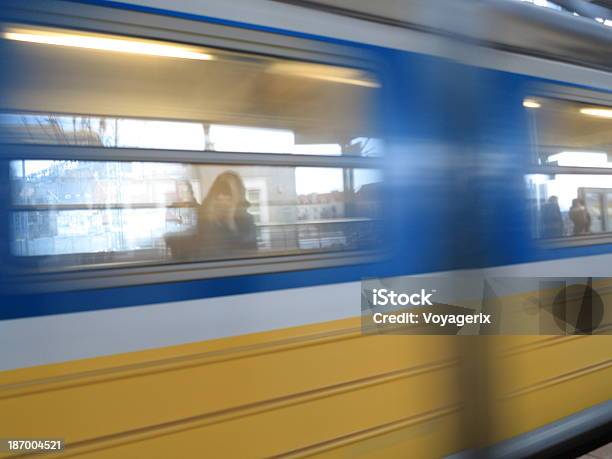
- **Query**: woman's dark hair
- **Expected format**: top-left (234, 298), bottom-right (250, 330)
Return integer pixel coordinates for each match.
top-left (201, 171), bottom-right (250, 214)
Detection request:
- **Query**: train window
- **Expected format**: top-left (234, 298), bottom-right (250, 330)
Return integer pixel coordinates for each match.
top-left (0, 113), bottom-right (383, 157)
top-left (525, 96), bottom-right (612, 243)
top-left (526, 174), bottom-right (612, 238)
top-left (0, 22), bottom-right (383, 281)
top-left (526, 97), bottom-right (612, 168)
top-left (0, 24), bottom-right (382, 157)
top-left (9, 160), bottom-right (381, 272)
top-left (0, 114), bottom-right (207, 151)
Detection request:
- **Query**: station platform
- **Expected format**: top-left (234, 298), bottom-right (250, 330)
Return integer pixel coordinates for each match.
top-left (579, 441), bottom-right (612, 458)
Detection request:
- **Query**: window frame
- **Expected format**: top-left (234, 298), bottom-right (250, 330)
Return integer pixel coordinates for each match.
top-left (0, 0), bottom-right (385, 292)
top-left (526, 84), bottom-right (612, 248)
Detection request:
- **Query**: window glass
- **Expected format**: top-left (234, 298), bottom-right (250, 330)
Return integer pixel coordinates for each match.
top-left (607, 192), bottom-right (612, 231)
top-left (2, 24), bottom-right (383, 274)
top-left (0, 24), bottom-right (382, 156)
top-left (526, 174), bottom-right (612, 238)
top-left (0, 114), bottom-right (207, 150)
top-left (525, 96), bottom-right (612, 241)
top-left (525, 97), bottom-right (612, 167)
top-left (9, 160), bottom-right (382, 271)
top-left (583, 190), bottom-right (604, 233)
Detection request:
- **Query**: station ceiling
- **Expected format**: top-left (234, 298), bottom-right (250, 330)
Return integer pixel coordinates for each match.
top-left (275, 0), bottom-right (612, 72)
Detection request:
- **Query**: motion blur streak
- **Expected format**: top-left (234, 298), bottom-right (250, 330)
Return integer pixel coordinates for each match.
top-left (3, 26), bottom-right (214, 60)
top-left (580, 107), bottom-right (612, 118)
top-left (0, 0), bottom-right (610, 458)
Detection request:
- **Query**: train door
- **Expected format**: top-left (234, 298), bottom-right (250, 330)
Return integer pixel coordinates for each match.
top-left (580, 187), bottom-right (612, 234)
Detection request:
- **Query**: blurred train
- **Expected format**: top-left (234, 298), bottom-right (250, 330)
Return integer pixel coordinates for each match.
top-left (0, 0), bottom-right (610, 457)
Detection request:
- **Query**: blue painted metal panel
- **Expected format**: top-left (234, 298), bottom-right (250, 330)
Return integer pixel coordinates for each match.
top-left (0, 0), bottom-right (611, 320)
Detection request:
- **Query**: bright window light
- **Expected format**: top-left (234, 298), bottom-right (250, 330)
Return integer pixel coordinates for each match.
top-left (290, 144), bottom-right (341, 156)
top-left (209, 125), bottom-right (341, 155)
top-left (547, 151), bottom-right (610, 167)
top-left (209, 125), bottom-right (295, 153)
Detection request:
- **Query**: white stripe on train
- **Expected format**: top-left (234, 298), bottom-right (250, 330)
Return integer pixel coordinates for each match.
top-left (1, 252), bottom-right (611, 371)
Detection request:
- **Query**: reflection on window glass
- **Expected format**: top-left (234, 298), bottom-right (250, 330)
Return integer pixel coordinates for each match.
top-left (525, 97), bottom-right (612, 167)
top-left (0, 24), bottom-right (382, 156)
top-left (0, 113), bottom-right (384, 156)
top-left (526, 174), bottom-right (612, 238)
top-left (607, 192), bottom-right (612, 232)
top-left (526, 97), bottom-right (612, 241)
top-left (0, 114), bottom-right (206, 150)
top-left (9, 160), bottom-right (382, 270)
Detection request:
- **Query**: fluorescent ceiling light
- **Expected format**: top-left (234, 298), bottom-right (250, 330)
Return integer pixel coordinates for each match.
top-left (2, 26), bottom-right (214, 61)
top-left (267, 62), bottom-right (380, 88)
top-left (579, 108), bottom-right (612, 119)
top-left (523, 99), bottom-right (541, 108)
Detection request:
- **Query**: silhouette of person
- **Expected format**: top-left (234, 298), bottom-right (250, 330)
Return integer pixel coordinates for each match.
top-left (569, 198), bottom-right (591, 236)
top-left (540, 195), bottom-right (563, 238)
top-left (195, 171), bottom-right (257, 257)
top-left (165, 171), bottom-right (257, 260)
